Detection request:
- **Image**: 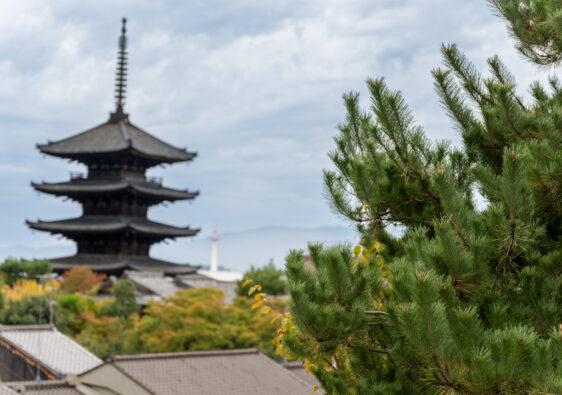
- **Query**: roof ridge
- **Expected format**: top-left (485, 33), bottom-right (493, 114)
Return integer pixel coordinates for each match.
top-left (127, 121), bottom-right (190, 154)
top-left (108, 348), bottom-right (260, 362)
top-left (0, 330), bottom-right (59, 378)
top-left (37, 120), bottom-right (196, 164)
top-left (0, 324), bottom-right (53, 332)
top-left (119, 121), bottom-right (131, 146)
top-left (4, 379), bottom-right (70, 389)
top-left (37, 120), bottom-right (110, 150)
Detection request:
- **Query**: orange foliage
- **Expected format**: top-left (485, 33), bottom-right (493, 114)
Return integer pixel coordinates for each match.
top-left (59, 266), bottom-right (106, 293)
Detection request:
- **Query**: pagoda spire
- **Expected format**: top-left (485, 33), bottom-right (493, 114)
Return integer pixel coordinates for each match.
top-left (110, 18), bottom-right (129, 122)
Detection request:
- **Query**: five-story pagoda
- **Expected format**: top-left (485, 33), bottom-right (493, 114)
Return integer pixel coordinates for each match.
top-left (27, 19), bottom-right (199, 275)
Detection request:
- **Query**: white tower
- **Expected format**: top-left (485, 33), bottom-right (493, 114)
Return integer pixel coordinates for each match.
top-left (210, 229), bottom-right (219, 272)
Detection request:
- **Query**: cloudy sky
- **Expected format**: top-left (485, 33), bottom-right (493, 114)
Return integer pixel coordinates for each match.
top-left (0, 0), bottom-right (545, 267)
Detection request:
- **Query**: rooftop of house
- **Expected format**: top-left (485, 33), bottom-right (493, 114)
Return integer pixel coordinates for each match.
top-left (100, 348), bottom-right (314, 395)
top-left (4, 380), bottom-right (81, 395)
top-left (0, 325), bottom-right (102, 377)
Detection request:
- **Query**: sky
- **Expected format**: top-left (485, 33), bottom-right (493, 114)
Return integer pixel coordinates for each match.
top-left (0, 0), bottom-right (546, 268)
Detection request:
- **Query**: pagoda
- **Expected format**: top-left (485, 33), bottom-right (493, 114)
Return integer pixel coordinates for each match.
top-left (27, 19), bottom-right (199, 275)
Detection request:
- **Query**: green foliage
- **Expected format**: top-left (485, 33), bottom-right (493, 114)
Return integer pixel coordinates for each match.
top-left (123, 288), bottom-right (284, 360)
top-left (55, 293), bottom-right (86, 333)
top-left (0, 258), bottom-right (51, 286)
top-left (101, 279), bottom-right (139, 318)
top-left (284, 3), bottom-right (562, 393)
top-left (1, 296), bottom-right (51, 325)
top-left (490, 0), bottom-right (562, 66)
top-left (0, 263), bottom-right (284, 360)
top-left (283, 244), bottom-right (398, 393)
top-left (74, 315), bottom-right (135, 359)
top-left (236, 260), bottom-right (286, 297)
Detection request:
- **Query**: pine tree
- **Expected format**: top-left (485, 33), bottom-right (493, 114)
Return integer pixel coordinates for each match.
top-left (283, 1), bottom-right (561, 393)
top-left (490, 0), bottom-right (562, 66)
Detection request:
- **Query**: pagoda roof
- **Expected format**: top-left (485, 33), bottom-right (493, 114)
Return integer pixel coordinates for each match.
top-left (26, 216), bottom-right (199, 238)
top-left (32, 179), bottom-right (198, 202)
top-left (37, 119), bottom-right (196, 164)
top-left (49, 254), bottom-right (198, 275)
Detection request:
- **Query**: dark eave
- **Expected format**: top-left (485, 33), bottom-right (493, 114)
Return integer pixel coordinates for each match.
top-left (31, 179), bottom-right (198, 202)
top-left (37, 120), bottom-right (196, 164)
top-left (26, 216), bottom-right (199, 238)
top-left (49, 254), bottom-right (199, 275)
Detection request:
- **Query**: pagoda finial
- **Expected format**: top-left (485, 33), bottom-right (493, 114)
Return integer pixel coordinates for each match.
top-left (110, 17), bottom-right (129, 122)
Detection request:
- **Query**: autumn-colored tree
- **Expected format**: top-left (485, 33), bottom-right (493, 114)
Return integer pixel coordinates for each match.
top-left (0, 261), bottom-right (283, 360)
top-left (123, 288), bottom-right (283, 359)
top-left (74, 312), bottom-right (137, 359)
top-left (0, 278), bottom-right (59, 325)
top-left (59, 266), bottom-right (106, 294)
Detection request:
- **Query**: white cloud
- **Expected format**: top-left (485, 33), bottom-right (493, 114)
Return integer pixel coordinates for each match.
top-left (0, 0), bottom-right (550, 267)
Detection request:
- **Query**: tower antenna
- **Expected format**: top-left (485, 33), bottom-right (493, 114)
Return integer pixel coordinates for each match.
top-left (111, 17), bottom-right (128, 122)
top-left (210, 229), bottom-right (219, 272)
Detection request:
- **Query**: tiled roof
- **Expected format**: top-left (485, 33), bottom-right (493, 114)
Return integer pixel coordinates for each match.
top-left (0, 326), bottom-right (102, 376)
top-left (0, 384), bottom-right (16, 395)
top-left (283, 362), bottom-right (323, 393)
top-left (177, 273), bottom-right (238, 303)
top-left (32, 179), bottom-right (198, 202)
top-left (124, 270), bottom-right (184, 298)
top-left (4, 380), bottom-right (82, 395)
top-left (107, 348), bottom-right (314, 395)
top-left (50, 255), bottom-right (198, 275)
top-left (26, 216), bottom-right (199, 238)
top-left (38, 120), bottom-right (196, 164)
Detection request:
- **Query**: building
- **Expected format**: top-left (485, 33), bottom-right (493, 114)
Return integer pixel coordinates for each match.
top-left (0, 325), bottom-right (102, 382)
top-left (108, 270), bottom-right (239, 304)
top-left (27, 19), bottom-right (199, 275)
top-left (5, 349), bottom-right (318, 394)
top-left (196, 229), bottom-right (242, 300)
top-left (113, 230), bottom-right (243, 305)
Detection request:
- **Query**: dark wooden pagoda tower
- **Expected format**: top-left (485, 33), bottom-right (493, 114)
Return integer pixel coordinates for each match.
top-left (27, 19), bottom-right (199, 274)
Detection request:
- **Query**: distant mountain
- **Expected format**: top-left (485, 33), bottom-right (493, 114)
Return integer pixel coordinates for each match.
top-left (152, 225), bottom-right (359, 273)
top-left (1, 225), bottom-right (359, 274)
top-left (0, 243), bottom-right (74, 261)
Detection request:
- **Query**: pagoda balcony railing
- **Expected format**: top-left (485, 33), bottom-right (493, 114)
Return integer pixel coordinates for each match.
top-left (70, 172), bottom-right (87, 180)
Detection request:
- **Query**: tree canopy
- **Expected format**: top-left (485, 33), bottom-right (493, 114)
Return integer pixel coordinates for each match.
top-left (282, 0), bottom-right (561, 393)
top-left (236, 260), bottom-right (286, 297)
top-left (0, 265), bottom-right (285, 360)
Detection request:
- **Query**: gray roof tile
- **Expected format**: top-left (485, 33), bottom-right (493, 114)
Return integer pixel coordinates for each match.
top-left (4, 380), bottom-right (82, 395)
top-left (0, 326), bottom-right (102, 376)
top-left (27, 216), bottom-right (199, 238)
top-left (177, 274), bottom-right (238, 303)
top-left (38, 120), bottom-right (196, 163)
top-left (32, 179), bottom-right (198, 202)
top-left (124, 271), bottom-right (183, 298)
top-left (108, 349), bottom-right (314, 395)
top-left (50, 254), bottom-right (198, 275)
